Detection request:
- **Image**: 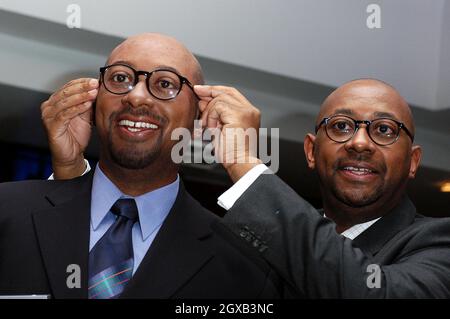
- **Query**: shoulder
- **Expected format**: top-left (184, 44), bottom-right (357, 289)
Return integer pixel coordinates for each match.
top-left (0, 175), bottom-right (90, 219)
top-left (0, 180), bottom-right (56, 220)
top-left (394, 214), bottom-right (450, 250)
top-left (0, 179), bottom-right (63, 196)
top-left (0, 171), bottom-right (93, 200)
top-left (411, 213), bottom-right (450, 231)
top-left (0, 179), bottom-right (66, 207)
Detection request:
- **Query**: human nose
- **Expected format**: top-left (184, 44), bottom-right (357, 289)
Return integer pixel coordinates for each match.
top-left (122, 77), bottom-right (153, 108)
top-left (344, 124), bottom-right (376, 154)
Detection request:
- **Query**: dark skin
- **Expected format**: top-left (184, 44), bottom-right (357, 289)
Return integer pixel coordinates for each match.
top-left (42, 33), bottom-right (201, 196)
top-left (303, 79), bottom-right (422, 232)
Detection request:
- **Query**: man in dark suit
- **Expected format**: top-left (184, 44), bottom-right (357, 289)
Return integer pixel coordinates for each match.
top-left (0, 33), bottom-right (279, 299)
top-left (193, 79), bottom-right (450, 298)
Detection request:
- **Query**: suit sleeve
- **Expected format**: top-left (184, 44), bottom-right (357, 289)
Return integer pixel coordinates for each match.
top-left (220, 173), bottom-right (450, 298)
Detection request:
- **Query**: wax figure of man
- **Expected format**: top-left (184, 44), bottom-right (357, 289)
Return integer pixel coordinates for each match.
top-left (0, 33), bottom-right (280, 299)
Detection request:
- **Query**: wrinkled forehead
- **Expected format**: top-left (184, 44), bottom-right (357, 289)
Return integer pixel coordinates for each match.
top-left (107, 37), bottom-right (196, 78)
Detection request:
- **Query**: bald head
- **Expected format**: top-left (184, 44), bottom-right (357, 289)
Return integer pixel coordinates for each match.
top-left (107, 33), bottom-right (204, 85)
top-left (318, 79), bottom-right (415, 136)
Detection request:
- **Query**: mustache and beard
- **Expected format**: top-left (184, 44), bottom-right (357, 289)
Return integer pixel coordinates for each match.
top-left (327, 154), bottom-right (387, 208)
top-left (106, 106), bottom-right (168, 170)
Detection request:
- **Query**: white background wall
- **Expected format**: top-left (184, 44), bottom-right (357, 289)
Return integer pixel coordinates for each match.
top-left (0, 0), bottom-right (449, 110)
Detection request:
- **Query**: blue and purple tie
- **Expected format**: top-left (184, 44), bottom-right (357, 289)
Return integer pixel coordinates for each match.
top-left (88, 198), bottom-right (138, 299)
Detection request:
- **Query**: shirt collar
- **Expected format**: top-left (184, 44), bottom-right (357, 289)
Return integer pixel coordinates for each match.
top-left (91, 164), bottom-right (179, 241)
top-left (323, 212), bottom-right (381, 240)
top-left (340, 217), bottom-right (381, 240)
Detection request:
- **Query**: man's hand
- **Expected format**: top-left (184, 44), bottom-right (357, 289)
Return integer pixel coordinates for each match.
top-left (41, 78), bottom-right (98, 179)
top-left (194, 85), bottom-right (262, 182)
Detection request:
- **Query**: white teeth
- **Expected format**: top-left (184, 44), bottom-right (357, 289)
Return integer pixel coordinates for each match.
top-left (119, 120), bottom-right (134, 127)
top-left (343, 166), bottom-right (373, 173)
top-left (119, 120), bottom-right (159, 130)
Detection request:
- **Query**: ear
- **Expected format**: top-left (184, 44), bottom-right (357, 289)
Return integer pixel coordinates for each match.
top-left (408, 145), bottom-right (422, 178)
top-left (304, 133), bottom-right (316, 170)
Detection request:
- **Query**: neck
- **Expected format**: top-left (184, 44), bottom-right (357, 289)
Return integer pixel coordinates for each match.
top-left (98, 157), bottom-right (178, 196)
top-left (322, 192), bottom-right (404, 234)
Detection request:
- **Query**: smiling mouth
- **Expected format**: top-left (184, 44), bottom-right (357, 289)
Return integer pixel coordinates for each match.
top-left (118, 119), bottom-right (159, 132)
top-left (341, 166), bottom-right (375, 175)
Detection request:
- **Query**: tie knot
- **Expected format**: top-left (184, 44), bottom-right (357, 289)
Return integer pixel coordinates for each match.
top-left (110, 198), bottom-right (139, 221)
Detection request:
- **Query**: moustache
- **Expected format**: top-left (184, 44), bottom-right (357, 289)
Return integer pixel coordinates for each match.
top-left (333, 154), bottom-right (387, 174)
top-left (111, 105), bottom-right (168, 126)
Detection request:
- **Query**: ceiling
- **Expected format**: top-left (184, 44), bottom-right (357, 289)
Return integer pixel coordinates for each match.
top-left (0, 0), bottom-right (449, 110)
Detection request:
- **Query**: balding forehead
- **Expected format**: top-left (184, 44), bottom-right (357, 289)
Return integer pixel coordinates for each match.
top-left (117, 33), bottom-right (188, 50)
top-left (107, 33), bottom-right (201, 82)
top-left (109, 35), bottom-right (192, 62)
top-left (317, 80), bottom-right (415, 134)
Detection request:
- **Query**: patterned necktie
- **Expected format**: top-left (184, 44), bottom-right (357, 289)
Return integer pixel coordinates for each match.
top-left (88, 198), bottom-right (139, 299)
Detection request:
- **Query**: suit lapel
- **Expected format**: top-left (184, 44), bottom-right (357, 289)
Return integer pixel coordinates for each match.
top-left (121, 184), bottom-right (214, 298)
top-left (352, 196), bottom-right (417, 256)
top-left (32, 172), bottom-right (94, 298)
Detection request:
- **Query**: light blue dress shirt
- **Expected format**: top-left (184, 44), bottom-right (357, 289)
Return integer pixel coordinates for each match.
top-left (90, 164), bottom-right (179, 275)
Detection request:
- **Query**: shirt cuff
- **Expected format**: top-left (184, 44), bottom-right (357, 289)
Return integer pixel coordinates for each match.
top-left (47, 159), bottom-right (91, 180)
top-left (217, 164), bottom-right (271, 210)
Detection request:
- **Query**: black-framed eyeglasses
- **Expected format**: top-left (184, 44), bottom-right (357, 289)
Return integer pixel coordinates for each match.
top-left (315, 114), bottom-right (414, 146)
top-left (99, 63), bottom-right (199, 100)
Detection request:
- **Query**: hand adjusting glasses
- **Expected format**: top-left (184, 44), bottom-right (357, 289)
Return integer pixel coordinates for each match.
top-left (315, 114), bottom-right (414, 146)
top-left (100, 63), bottom-right (199, 100)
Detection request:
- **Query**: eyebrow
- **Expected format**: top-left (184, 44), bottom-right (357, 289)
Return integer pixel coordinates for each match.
top-left (107, 60), bottom-right (182, 75)
top-left (330, 109), bottom-right (400, 121)
top-left (331, 108), bottom-right (354, 116)
top-left (153, 65), bottom-right (182, 74)
top-left (106, 60), bottom-right (135, 68)
top-left (373, 111), bottom-right (399, 121)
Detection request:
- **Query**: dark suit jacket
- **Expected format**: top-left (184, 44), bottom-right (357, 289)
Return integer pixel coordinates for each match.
top-left (0, 172), bottom-right (280, 299)
top-left (218, 173), bottom-right (450, 298)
